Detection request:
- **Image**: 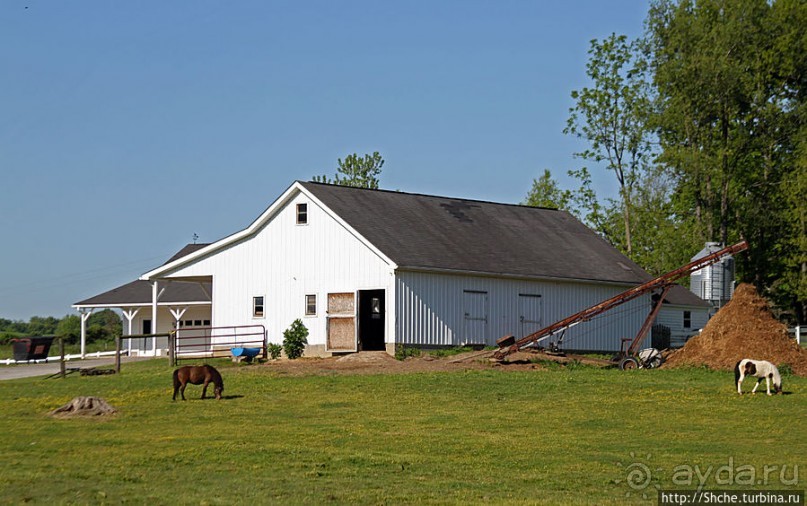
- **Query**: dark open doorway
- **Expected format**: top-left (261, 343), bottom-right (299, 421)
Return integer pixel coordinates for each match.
top-left (358, 289), bottom-right (385, 351)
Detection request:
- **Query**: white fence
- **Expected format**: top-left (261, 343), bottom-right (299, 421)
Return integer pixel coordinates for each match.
top-left (1, 349), bottom-right (126, 366)
top-left (790, 325), bottom-right (805, 345)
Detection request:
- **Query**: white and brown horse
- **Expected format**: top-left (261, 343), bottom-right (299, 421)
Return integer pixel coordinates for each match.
top-left (735, 359), bottom-right (782, 395)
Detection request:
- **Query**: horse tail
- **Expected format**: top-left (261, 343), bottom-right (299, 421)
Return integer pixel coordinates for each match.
top-left (772, 364), bottom-right (783, 393)
top-left (214, 368), bottom-right (224, 390)
top-left (172, 368), bottom-right (180, 389)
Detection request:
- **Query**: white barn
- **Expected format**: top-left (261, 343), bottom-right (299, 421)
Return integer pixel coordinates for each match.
top-left (114, 180), bottom-right (700, 356)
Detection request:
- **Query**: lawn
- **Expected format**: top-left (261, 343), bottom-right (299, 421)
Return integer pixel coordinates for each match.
top-left (0, 359), bottom-right (804, 504)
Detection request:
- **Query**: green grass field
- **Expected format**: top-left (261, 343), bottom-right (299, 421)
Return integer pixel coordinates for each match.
top-left (0, 360), bottom-right (804, 504)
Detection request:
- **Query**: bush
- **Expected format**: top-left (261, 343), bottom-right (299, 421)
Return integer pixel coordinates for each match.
top-left (282, 319), bottom-right (308, 360)
top-left (267, 343), bottom-right (283, 360)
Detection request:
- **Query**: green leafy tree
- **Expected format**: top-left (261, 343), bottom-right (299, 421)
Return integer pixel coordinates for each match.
top-left (523, 170), bottom-right (571, 209)
top-left (27, 316), bottom-right (60, 336)
top-left (564, 34), bottom-right (653, 255)
top-left (86, 309), bottom-right (122, 342)
top-left (56, 315), bottom-right (81, 345)
top-left (313, 152), bottom-right (384, 189)
top-left (647, 0), bottom-right (806, 321)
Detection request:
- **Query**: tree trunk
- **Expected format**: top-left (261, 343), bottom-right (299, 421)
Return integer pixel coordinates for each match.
top-left (50, 396), bottom-right (117, 417)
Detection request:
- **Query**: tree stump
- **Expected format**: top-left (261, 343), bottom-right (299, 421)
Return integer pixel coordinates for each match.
top-left (50, 396), bottom-right (118, 418)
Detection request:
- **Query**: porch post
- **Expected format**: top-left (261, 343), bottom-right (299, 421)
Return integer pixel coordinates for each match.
top-left (121, 308), bottom-right (140, 356)
top-left (151, 281), bottom-right (159, 356)
top-left (169, 307), bottom-right (188, 328)
top-left (79, 308), bottom-right (93, 358)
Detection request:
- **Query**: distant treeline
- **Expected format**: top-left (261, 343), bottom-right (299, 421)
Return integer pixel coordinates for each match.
top-left (0, 310), bottom-right (122, 345)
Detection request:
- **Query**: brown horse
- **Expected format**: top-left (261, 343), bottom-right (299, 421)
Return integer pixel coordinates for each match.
top-left (172, 365), bottom-right (224, 401)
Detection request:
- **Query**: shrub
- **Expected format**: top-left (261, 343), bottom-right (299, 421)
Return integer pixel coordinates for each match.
top-left (282, 319), bottom-right (308, 360)
top-left (267, 343), bottom-right (283, 360)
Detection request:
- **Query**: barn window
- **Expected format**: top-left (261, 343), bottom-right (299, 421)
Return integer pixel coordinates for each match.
top-left (371, 297), bottom-right (381, 319)
top-left (683, 311), bottom-right (691, 329)
top-left (253, 296), bottom-right (265, 318)
top-left (296, 203), bottom-right (308, 224)
top-left (305, 294), bottom-right (317, 316)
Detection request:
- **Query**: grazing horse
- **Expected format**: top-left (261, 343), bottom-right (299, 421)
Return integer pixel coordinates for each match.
top-left (172, 365), bottom-right (224, 401)
top-left (735, 359), bottom-right (782, 396)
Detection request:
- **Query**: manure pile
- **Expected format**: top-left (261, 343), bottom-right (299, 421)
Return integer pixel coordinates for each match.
top-left (664, 283), bottom-right (807, 375)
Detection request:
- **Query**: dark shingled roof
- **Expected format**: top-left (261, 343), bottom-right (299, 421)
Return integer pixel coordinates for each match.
top-left (163, 243), bottom-right (210, 264)
top-left (301, 182), bottom-right (651, 285)
top-left (664, 284), bottom-right (712, 308)
top-left (74, 280), bottom-right (211, 306)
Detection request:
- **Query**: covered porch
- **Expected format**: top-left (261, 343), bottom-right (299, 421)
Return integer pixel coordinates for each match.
top-left (72, 279), bottom-right (212, 357)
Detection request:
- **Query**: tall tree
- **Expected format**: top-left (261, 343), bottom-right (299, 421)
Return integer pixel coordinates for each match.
top-left (565, 34), bottom-right (653, 255)
top-left (313, 152), bottom-right (385, 189)
top-left (647, 0), bottom-right (806, 321)
top-left (647, 0), bottom-right (770, 246)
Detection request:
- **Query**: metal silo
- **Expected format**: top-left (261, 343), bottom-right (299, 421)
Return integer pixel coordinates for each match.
top-left (690, 242), bottom-right (735, 311)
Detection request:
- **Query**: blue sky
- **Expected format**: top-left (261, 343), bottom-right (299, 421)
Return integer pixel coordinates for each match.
top-left (0, 1), bottom-right (650, 320)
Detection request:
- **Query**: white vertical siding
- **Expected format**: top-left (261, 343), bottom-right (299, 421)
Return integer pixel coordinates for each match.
top-left (657, 306), bottom-right (710, 347)
top-left (160, 191), bottom-right (395, 347)
top-left (396, 271), bottom-right (650, 352)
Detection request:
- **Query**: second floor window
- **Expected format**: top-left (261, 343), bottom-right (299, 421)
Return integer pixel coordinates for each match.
top-left (296, 203), bottom-right (308, 225)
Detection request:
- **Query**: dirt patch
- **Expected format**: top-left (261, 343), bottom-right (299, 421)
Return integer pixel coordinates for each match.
top-left (664, 283), bottom-right (807, 375)
top-left (260, 350), bottom-right (543, 377)
top-left (50, 396), bottom-right (118, 418)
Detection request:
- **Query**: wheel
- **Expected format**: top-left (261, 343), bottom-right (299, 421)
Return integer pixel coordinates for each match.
top-left (619, 357), bottom-right (639, 370)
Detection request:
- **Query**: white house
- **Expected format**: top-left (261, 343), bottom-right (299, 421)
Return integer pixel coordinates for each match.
top-left (94, 180), bottom-right (703, 357)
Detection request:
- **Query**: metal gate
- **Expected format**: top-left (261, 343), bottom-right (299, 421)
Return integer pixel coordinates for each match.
top-left (172, 324), bottom-right (266, 364)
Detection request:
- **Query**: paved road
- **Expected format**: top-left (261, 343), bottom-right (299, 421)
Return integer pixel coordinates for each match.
top-left (0, 357), bottom-right (152, 381)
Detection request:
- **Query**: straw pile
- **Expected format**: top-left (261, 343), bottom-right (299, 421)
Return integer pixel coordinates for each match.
top-left (664, 283), bottom-right (807, 375)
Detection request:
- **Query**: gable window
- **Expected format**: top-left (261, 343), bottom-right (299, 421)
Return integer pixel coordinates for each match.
top-left (296, 203), bottom-right (308, 225)
top-left (683, 311), bottom-right (691, 329)
top-left (253, 296), bottom-right (265, 318)
top-left (305, 294), bottom-right (317, 316)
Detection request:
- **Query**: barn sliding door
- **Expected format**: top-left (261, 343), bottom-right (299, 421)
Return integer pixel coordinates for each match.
top-left (519, 294), bottom-right (543, 338)
top-left (462, 290), bottom-right (488, 345)
top-left (326, 292), bottom-right (357, 352)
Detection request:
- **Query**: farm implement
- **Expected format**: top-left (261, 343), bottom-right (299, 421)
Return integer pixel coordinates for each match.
top-left (493, 241), bottom-right (749, 369)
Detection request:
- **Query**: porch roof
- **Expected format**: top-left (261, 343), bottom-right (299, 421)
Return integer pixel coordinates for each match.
top-left (73, 280), bottom-right (211, 309)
